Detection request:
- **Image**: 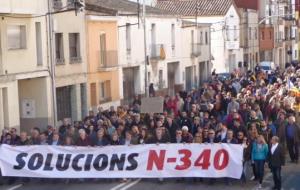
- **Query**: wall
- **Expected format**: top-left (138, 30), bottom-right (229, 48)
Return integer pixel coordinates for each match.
top-left (86, 18), bottom-right (120, 109)
top-left (53, 10), bottom-right (87, 87)
top-left (0, 80), bottom-right (20, 132)
top-left (18, 77), bottom-right (51, 132)
top-left (118, 16), bottom-right (211, 96)
top-left (0, 0), bottom-right (47, 14)
top-left (196, 5), bottom-right (243, 73)
top-left (259, 26), bottom-right (274, 50)
top-left (0, 16), bottom-right (49, 75)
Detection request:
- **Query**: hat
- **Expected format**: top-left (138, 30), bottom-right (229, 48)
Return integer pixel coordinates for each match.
top-left (182, 126), bottom-right (189, 131)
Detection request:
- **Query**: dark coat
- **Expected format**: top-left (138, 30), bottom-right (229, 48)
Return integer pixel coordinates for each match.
top-left (285, 123), bottom-right (300, 143)
top-left (221, 138), bottom-right (238, 144)
top-left (76, 137), bottom-right (92, 146)
top-left (268, 144), bottom-right (285, 168)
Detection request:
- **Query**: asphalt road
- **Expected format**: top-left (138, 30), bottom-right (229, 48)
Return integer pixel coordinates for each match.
top-left (0, 161), bottom-right (299, 190)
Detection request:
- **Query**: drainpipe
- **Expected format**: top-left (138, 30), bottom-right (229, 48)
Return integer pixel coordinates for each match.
top-left (47, 0), bottom-right (58, 127)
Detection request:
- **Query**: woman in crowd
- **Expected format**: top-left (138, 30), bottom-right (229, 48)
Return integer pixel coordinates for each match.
top-left (252, 135), bottom-right (269, 189)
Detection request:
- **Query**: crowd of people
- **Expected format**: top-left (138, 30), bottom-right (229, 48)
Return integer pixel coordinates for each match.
top-left (1, 63), bottom-right (300, 189)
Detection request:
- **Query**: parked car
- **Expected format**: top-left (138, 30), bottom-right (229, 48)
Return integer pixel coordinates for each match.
top-left (217, 73), bottom-right (231, 81)
top-left (259, 61), bottom-right (275, 75)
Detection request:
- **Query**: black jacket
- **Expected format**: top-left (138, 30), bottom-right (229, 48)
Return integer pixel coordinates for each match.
top-left (268, 144), bottom-right (285, 168)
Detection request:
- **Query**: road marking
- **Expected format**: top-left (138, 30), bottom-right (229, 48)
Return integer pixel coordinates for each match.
top-left (119, 179), bottom-right (141, 190)
top-left (110, 180), bottom-right (131, 190)
top-left (7, 184), bottom-right (23, 190)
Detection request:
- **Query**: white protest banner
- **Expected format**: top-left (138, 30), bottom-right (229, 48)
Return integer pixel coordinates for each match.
top-left (0, 144), bottom-right (243, 179)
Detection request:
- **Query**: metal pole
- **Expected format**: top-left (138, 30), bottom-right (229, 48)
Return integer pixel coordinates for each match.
top-left (47, 0), bottom-right (58, 127)
top-left (143, 0), bottom-right (148, 97)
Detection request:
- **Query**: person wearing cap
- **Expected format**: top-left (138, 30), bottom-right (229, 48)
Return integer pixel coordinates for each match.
top-left (181, 126), bottom-right (193, 143)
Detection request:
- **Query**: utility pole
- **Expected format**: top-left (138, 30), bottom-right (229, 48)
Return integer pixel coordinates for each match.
top-left (143, 0), bottom-right (148, 97)
top-left (47, 0), bottom-right (57, 127)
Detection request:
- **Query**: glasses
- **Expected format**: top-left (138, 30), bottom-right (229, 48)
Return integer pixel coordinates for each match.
top-left (209, 133), bottom-right (214, 135)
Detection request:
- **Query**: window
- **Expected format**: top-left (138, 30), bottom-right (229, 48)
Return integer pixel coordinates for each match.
top-left (148, 72), bottom-right (151, 83)
top-left (99, 80), bottom-right (111, 103)
top-left (158, 70), bottom-right (163, 89)
top-left (205, 31), bottom-right (208, 45)
top-left (35, 22), bottom-right (43, 66)
top-left (7, 25), bottom-right (26, 49)
top-left (262, 31), bottom-right (265, 40)
top-left (191, 30), bottom-right (194, 44)
top-left (151, 23), bottom-right (156, 45)
top-left (234, 25), bottom-right (238, 40)
top-left (269, 31), bottom-right (272, 40)
top-left (256, 52), bottom-right (258, 63)
top-left (56, 86), bottom-right (72, 120)
top-left (249, 28), bottom-right (251, 40)
top-left (200, 31), bottom-right (203, 44)
top-left (69, 33), bottom-right (81, 63)
top-left (99, 33), bottom-right (107, 67)
top-left (126, 23), bottom-right (131, 54)
top-left (55, 33), bottom-right (64, 64)
top-left (255, 28), bottom-right (257, 39)
top-left (226, 25), bottom-right (230, 40)
top-left (171, 24), bottom-right (175, 50)
top-left (90, 83), bottom-right (97, 106)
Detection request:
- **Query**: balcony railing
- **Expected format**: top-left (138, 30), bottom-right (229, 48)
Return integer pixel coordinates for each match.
top-left (150, 44), bottom-right (165, 60)
top-left (70, 56), bottom-right (82, 64)
top-left (100, 97), bottom-right (112, 104)
top-left (191, 43), bottom-right (201, 57)
top-left (56, 57), bottom-right (65, 65)
top-left (275, 39), bottom-right (283, 47)
top-left (53, 0), bottom-right (63, 10)
top-left (98, 50), bottom-right (118, 69)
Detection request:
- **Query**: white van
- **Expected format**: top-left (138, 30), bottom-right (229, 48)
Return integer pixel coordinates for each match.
top-left (259, 61), bottom-right (275, 74)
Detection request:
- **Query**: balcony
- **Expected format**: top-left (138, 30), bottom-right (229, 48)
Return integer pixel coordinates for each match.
top-left (69, 56), bottom-right (82, 64)
top-left (98, 50), bottom-right (118, 71)
top-left (55, 58), bottom-right (65, 65)
top-left (150, 44), bottom-right (166, 60)
top-left (275, 39), bottom-right (283, 47)
top-left (191, 43), bottom-right (201, 57)
top-left (282, 15), bottom-right (295, 26)
top-left (100, 97), bottom-right (112, 104)
top-left (283, 36), bottom-right (293, 45)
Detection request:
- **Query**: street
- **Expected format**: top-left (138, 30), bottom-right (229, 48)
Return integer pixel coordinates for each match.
top-left (1, 161), bottom-right (299, 190)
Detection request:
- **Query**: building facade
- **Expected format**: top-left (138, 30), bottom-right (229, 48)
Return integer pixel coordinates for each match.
top-left (234, 0), bottom-right (259, 71)
top-left (85, 15), bottom-right (121, 111)
top-left (0, 0), bottom-right (52, 132)
top-left (157, 0), bottom-right (243, 73)
top-left (52, 0), bottom-right (88, 122)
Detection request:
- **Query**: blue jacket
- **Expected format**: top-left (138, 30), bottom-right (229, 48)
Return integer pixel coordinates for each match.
top-left (252, 142), bottom-right (268, 161)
